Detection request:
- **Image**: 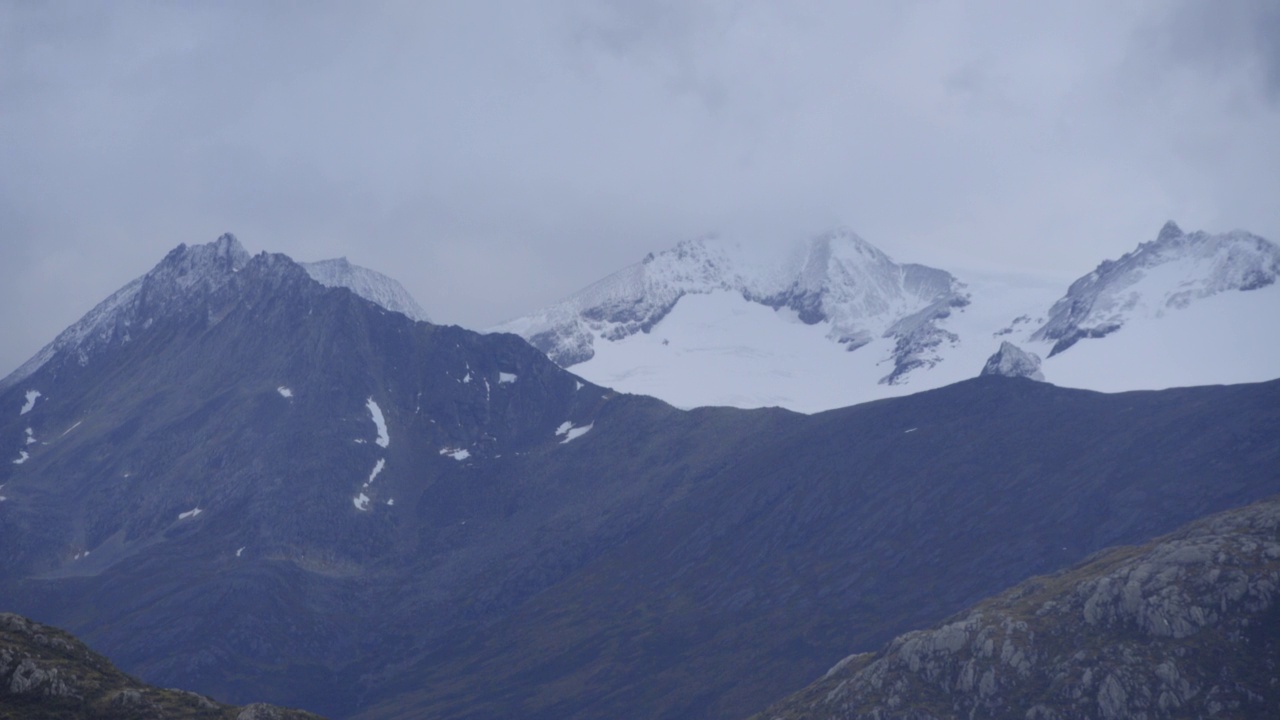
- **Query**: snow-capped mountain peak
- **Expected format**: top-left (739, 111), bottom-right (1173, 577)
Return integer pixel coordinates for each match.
top-left (1, 235), bottom-right (432, 393)
top-left (494, 221), bottom-right (1279, 413)
top-left (492, 227), bottom-right (969, 391)
top-left (300, 257), bottom-right (430, 323)
top-left (0, 234), bottom-right (253, 392)
top-left (1031, 221), bottom-right (1280, 355)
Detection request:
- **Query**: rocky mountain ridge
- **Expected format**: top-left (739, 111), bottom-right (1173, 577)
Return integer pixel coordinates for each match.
top-left (0, 234), bottom-right (251, 394)
top-left (754, 495), bottom-right (1280, 720)
top-left (0, 235), bottom-right (430, 394)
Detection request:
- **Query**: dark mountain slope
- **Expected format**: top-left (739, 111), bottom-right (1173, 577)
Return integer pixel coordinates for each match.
top-left (1, 238), bottom-right (1278, 719)
top-left (753, 494), bottom-right (1280, 720)
top-left (0, 611), bottom-right (322, 719)
top-left (0, 241), bottom-right (791, 715)
top-left (360, 378), bottom-right (1280, 720)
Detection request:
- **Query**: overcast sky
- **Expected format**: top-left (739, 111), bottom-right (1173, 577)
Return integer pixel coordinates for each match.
top-left (3, 0), bottom-right (1279, 377)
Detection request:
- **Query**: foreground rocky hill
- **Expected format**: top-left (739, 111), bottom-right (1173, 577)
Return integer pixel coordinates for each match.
top-left (753, 496), bottom-right (1280, 720)
top-left (0, 612), bottom-right (321, 720)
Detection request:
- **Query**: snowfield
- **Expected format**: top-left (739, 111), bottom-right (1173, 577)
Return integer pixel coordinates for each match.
top-left (497, 224), bottom-right (1280, 413)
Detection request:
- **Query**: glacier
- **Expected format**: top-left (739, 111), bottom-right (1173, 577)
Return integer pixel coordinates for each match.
top-left (496, 223), bottom-right (1280, 413)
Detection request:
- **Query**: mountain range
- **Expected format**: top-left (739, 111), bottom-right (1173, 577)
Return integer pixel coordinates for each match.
top-left (495, 221), bottom-right (1280, 412)
top-left (1, 234), bottom-right (1278, 718)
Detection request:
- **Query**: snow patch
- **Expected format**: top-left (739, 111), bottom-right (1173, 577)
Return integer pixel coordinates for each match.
top-left (462, 372), bottom-right (472, 383)
top-left (366, 458), bottom-right (386, 485)
top-left (560, 424), bottom-right (594, 444)
top-left (904, 428), bottom-right (918, 434)
top-left (353, 494), bottom-right (371, 511)
top-left (24, 428), bottom-right (35, 445)
top-left (440, 447), bottom-right (471, 461)
top-left (12, 451), bottom-right (29, 465)
top-left (555, 421), bottom-right (574, 436)
top-left (386, 498), bottom-right (395, 506)
top-left (177, 507), bottom-right (203, 520)
top-left (367, 398), bottom-right (390, 448)
top-left (499, 372), bottom-right (517, 384)
top-left (277, 386), bottom-right (293, 398)
top-left (236, 547), bottom-right (245, 557)
top-left (575, 380), bottom-right (584, 391)
top-left (19, 390), bottom-right (41, 415)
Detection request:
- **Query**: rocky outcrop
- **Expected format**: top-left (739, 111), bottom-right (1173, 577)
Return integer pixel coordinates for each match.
top-left (754, 496), bottom-right (1280, 720)
top-left (0, 612), bottom-right (322, 719)
top-left (979, 341), bottom-right (1045, 381)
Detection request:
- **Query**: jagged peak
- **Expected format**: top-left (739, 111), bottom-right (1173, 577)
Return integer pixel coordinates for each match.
top-left (810, 227), bottom-right (895, 269)
top-left (159, 233), bottom-right (251, 275)
top-left (0, 235), bottom-right (269, 392)
top-left (1156, 220), bottom-right (1184, 243)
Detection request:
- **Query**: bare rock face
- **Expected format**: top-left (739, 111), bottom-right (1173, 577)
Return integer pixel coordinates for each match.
top-left (979, 341), bottom-right (1045, 381)
top-left (754, 496), bottom-right (1280, 720)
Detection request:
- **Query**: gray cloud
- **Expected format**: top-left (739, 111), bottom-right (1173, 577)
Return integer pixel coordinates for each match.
top-left (1155, 0), bottom-right (1280, 102)
top-left (2, 1), bottom-right (1279, 376)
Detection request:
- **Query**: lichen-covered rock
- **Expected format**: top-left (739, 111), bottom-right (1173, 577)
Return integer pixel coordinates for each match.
top-left (754, 496), bottom-right (1280, 719)
top-left (238, 703), bottom-right (286, 720)
top-left (0, 611), bottom-right (324, 719)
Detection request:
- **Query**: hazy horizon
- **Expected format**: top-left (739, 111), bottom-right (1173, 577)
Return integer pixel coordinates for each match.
top-left (4, 1), bottom-right (1279, 376)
